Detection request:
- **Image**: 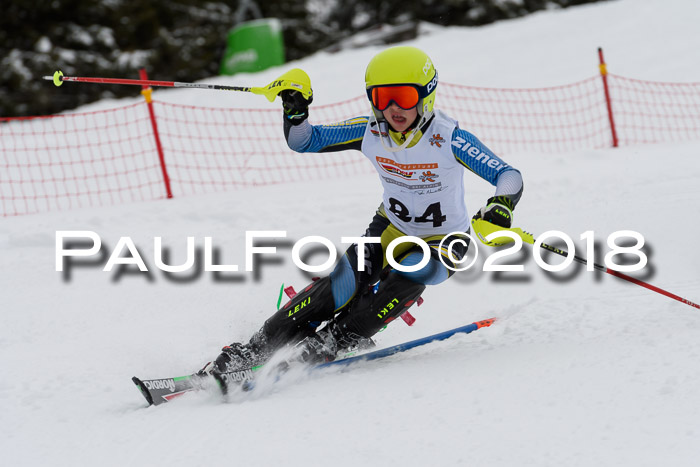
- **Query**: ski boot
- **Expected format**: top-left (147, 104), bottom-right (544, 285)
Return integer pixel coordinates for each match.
top-left (198, 329), bottom-right (271, 377)
top-left (293, 271), bottom-right (424, 364)
top-left (294, 321), bottom-right (375, 364)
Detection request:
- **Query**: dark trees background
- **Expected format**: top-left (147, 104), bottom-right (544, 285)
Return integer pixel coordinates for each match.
top-left (0, 0), bottom-right (607, 117)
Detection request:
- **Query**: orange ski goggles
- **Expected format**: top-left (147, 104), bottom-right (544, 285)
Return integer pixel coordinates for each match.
top-left (367, 72), bottom-right (438, 111)
top-left (369, 85), bottom-right (420, 111)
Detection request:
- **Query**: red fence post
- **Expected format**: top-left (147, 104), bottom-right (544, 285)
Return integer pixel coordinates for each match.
top-left (598, 47), bottom-right (619, 148)
top-left (139, 68), bottom-right (173, 198)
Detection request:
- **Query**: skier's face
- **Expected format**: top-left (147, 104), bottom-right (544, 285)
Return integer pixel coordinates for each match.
top-left (383, 103), bottom-right (418, 133)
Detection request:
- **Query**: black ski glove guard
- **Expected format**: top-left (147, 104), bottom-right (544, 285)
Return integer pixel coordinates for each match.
top-left (281, 90), bottom-right (313, 125)
top-left (472, 195), bottom-right (515, 228)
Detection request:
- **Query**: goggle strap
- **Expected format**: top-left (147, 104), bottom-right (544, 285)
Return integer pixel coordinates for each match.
top-left (369, 112), bottom-right (431, 153)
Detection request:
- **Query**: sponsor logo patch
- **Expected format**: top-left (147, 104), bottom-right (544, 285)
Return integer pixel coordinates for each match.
top-left (326, 117), bottom-right (368, 127)
top-left (423, 58), bottom-right (433, 76)
top-left (426, 74), bottom-right (438, 93)
top-left (221, 368), bottom-right (255, 384)
top-left (429, 133), bottom-right (445, 147)
top-left (144, 379), bottom-right (176, 393)
top-left (377, 298), bottom-right (399, 319)
top-left (376, 156), bottom-right (437, 180)
top-left (288, 296), bottom-right (311, 317)
top-left (382, 177), bottom-right (441, 190)
top-left (451, 137), bottom-right (509, 172)
top-left (420, 171), bottom-right (438, 182)
top-left (381, 164), bottom-right (414, 179)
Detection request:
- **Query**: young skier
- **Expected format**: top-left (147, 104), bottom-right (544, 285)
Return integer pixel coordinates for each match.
top-left (201, 46), bottom-right (523, 375)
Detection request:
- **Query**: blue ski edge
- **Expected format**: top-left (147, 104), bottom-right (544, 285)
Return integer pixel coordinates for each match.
top-left (317, 320), bottom-right (491, 370)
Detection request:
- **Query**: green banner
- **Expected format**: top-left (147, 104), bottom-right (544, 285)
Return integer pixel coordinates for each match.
top-left (220, 18), bottom-right (285, 75)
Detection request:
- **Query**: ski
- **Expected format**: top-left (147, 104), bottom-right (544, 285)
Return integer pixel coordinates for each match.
top-left (132, 318), bottom-right (496, 406)
top-left (132, 374), bottom-right (206, 406)
top-left (131, 366), bottom-right (263, 406)
top-left (319, 318), bottom-right (495, 369)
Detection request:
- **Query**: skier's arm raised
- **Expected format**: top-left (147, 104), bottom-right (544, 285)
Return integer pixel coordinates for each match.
top-left (280, 90), bottom-right (367, 153)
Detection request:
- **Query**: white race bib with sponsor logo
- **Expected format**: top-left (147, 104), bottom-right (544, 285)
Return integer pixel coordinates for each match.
top-left (361, 110), bottom-right (468, 236)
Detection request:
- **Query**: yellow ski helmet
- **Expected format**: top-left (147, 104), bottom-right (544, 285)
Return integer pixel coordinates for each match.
top-left (365, 46), bottom-right (438, 123)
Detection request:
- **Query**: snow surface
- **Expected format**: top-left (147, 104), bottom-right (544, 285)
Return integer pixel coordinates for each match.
top-left (2, 0), bottom-right (700, 465)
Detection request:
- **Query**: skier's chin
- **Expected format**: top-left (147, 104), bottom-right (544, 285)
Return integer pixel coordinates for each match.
top-left (387, 116), bottom-right (416, 133)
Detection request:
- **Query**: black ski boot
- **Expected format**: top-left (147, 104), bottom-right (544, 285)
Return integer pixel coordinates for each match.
top-left (294, 321), bottom-right (375, 364)
top-left (198, 328), bottom-right (271, 377)
top-left (214, 343), bottom-right (265, 372)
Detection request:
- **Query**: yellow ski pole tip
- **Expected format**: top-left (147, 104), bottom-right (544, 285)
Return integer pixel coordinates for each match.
top-left (53, 71), bottom-right (64, 87)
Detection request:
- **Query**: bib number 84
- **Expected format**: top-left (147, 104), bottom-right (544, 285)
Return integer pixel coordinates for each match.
top-left (388, 198), bottom-right (447, 228)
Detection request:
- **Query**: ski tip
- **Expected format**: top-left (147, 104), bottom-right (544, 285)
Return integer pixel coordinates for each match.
top-left (475, 318), bottom-right (497, 329)
top-left (132, 376), bottom-right (154, 406)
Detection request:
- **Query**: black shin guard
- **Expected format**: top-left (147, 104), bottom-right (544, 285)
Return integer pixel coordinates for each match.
top-left (335, 271), bottom-right (425, 339)
top-left (261, 276), bottom-right (337, 350)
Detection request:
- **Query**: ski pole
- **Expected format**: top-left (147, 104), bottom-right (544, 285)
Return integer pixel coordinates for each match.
top-left (536, 238), bottom-right (699, 309)
top-left (43, 68), bottom-right (313, 103)
top-left (472, 219), bottom-right (700, 310)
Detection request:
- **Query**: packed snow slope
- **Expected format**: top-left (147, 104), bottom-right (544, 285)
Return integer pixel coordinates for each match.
top-left (2, 0), bottom-right (700, 466)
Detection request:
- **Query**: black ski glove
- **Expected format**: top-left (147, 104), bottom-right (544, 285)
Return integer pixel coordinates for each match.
top-left (281, 90), bottom-right (313, 125)
top-left (472, 195), bottom-right (515, 228)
